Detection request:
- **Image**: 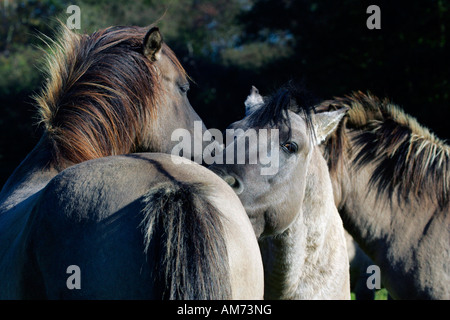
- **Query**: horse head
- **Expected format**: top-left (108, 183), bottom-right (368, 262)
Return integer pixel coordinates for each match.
top-left (35, 24), bottom-right (208, 168)
top-left (211, 84), bottom-right (347, 238)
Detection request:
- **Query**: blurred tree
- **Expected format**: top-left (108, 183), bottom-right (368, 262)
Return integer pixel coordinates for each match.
top-left (0, 0), bottom-right (72, 185)
top-left (0, 0), bottom-right (68, 52)
top-left (236, 0), bottom-right (450, 139)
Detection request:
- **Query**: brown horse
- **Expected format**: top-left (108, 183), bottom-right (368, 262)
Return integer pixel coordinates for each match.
top-left (317, 92), bottom-right (450, 299)
top-left (1, 23), bottom-right (207, 211)
top-left (0, 24), bottom-right (264, 299)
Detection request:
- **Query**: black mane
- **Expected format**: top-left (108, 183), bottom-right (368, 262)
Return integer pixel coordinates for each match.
top-left (247, 81), bottom-right (318, 141)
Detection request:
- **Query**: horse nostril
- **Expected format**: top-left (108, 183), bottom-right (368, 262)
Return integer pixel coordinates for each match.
top-left (209, 166), bottom-right (245, 194)
top-left (224, 175), bottom-right (237, 187)
top-left (223, 174), bottom-right (243, 194)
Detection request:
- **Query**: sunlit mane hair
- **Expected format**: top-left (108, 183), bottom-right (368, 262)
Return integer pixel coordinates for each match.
top-left (318, 91), bottom-right (450, 207)
top-left (247, 82), bottom-right (317, 142)
top-left (34, 23), bottom-right (186, 166)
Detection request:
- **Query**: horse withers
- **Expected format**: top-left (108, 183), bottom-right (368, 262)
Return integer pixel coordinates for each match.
top-left (210, 84), bottom-right (350, 299)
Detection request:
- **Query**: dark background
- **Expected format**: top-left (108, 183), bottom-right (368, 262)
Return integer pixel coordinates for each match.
top-left (1, 0), bottom-right (449, 188)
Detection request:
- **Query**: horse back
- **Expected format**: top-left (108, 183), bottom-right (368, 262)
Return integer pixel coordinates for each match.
top-left (27, 153), bottom-right (263, 299)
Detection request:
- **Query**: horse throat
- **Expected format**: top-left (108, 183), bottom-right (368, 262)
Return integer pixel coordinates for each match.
top-left (262, 149), bottom-right (349, 299)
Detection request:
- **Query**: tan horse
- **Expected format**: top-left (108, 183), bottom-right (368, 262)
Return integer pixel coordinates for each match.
top-left (211, 84), bottom-right (350, 299)
top-left (317, 92), bottom-right (450, 299)
top-left (0, 25), bottom-right (263, 299)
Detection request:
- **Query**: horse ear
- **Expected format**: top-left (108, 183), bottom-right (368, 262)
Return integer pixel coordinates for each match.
top-left (312, 107), bottom-right (348, 145)
top-left (143, 27), bottom-right (163, 61)
top-left (245, 86), bottom-right (264, 115)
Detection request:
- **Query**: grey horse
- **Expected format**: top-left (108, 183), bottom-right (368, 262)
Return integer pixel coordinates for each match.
top-left (210, 84), bottom-right (350, 299)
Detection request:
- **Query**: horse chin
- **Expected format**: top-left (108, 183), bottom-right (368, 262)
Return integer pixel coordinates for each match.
top-left (259, 206), bottom-right (296, 238)
top-left (245, 206), bottom-right (290, 239)
top-left (260, 224), bottom-right (289, 239)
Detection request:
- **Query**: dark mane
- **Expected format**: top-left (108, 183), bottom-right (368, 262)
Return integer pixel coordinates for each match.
top-left (34, 23), bottom-right (186, 167)
top-left (141, 180), bottom-right (231, 299)
top-left (247, 82), bottom-right (317, 141)
top-left (319, 91), bottom-right (450, 207)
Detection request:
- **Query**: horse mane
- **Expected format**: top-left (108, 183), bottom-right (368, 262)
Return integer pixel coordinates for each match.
top-left (319, 91), bottom-right (450, 207)
top-left (247, 82), bottom-right (318, 142)
top-left (34, 23), bottom-right (185, 167)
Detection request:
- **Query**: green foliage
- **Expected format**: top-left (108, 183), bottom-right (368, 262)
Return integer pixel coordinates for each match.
top-left (0, 45), bottom-right (43, 96)
top-left (0, 0), bottom-right (72, 183)
top-left (0, 0), bottom-right (69, 51)
top-left (375, 288), bottom-right (388, 300)
top-left (351, 288), bottom-right (388, 300)
top-left (0, 0), bottom-right (71, 96)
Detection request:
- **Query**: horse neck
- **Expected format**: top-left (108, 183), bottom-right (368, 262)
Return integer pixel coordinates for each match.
top-left (262, 148), bottom-right (349, 299)
top-left (349, 129), bottom-right (433, 230)
top-left (334, 128), bottom-right (450, 298)
top-left (335, 160), bottom-right (389, 248)
top-left (0, 134), bottom-right (60, 212)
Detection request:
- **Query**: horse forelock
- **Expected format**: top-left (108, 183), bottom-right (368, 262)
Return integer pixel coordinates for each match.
top-left (247, 82), bottom-right (317, 142)
top-left (320, 91), bottom-right (450, 207)
top-left (34, 23), bottom-right (185, 166)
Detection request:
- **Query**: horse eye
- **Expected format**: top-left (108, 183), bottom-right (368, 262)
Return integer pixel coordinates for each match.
top-left (179, 83), bottom-right (190, 94)
top-left (281, 141), bottom-right (298, 154)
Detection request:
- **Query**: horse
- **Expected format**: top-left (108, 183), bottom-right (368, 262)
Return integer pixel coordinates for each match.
top-left (243, 87), bottom-right (378, 300)
top-left (210, 83), bottom-right (351, 299)
top-left (315, 92), bottom-right (450, 299)
top-left (0, 24), bottom-right (264, 299)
